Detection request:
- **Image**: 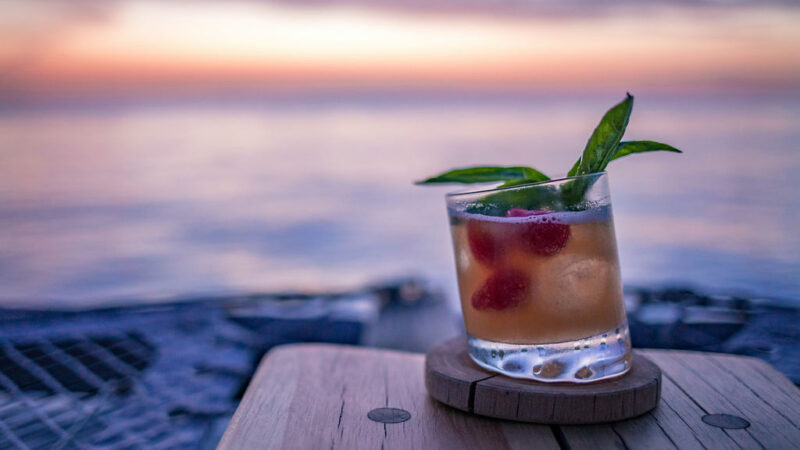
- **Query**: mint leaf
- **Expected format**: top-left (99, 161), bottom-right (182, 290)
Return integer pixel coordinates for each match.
top-left (498, 178), bottom-right (544, 188)
top-left (567, 158), bottom-right (581, 177)
top-left (467, 181), bottom-right (561, 216)
top-left (417, 93), bottom-right (684, 212)
top-left (611, 140), bottom-right (682, 161)
top-left (415, 166), bottom-right (549, 185)
top-left (575, 93), bottom-right (634, 175)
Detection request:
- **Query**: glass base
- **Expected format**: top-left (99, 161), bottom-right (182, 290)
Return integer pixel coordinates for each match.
top-left (467, 322), bottom-right (632, 383)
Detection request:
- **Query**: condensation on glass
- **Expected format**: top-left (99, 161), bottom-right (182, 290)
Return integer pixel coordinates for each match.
top-left (446, 172), bottom-right (632, 383)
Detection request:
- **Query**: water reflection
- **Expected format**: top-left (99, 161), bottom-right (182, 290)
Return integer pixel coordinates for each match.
top-left (0, 95), bottom-right (798, 306)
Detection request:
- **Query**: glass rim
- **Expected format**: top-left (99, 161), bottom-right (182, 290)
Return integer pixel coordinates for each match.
top-left (445, 171), bottom-right (607, 198)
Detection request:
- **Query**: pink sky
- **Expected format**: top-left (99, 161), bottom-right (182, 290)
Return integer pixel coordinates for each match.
top-left (2, 1), bottom-right (799, 100)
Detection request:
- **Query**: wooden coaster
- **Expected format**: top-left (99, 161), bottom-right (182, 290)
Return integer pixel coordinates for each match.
top-left (425, 337), bottom-right (661, 424)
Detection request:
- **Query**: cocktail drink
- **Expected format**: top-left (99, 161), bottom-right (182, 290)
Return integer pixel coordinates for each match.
top-left (419, 94), bottom-right (681, 381)
top-left (446, 172), bottom-right (632, 382)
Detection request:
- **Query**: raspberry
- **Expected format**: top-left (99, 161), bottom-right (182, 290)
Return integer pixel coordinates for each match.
top-left (519, 219), bottom-right (571, 256)
top-left (471, 268), bottom-right (530, 311)
top-left (466, 219), bottom-right (505, 265)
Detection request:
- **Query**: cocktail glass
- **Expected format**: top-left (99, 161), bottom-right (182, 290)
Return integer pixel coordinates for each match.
top-left (446, 172), bottom-right (632, 383)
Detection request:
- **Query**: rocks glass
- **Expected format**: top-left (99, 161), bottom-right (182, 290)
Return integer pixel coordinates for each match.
top-left (446, 172), bottom-right (632, 383)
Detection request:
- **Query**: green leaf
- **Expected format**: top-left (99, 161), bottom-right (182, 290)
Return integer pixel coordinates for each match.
top-left (415, 166), bottom-right (549, 185)
top-left (498, 178), bottom-right (541, 188)
top-left (611, 140), bottom-right (682, 161)
top-left (576, 93), bottom-right (634, 175)
top-left (416, 93), bottom-right (684, 211)
top-left (467, 182), bottom-right (561, 216)
top-left (566, 158), bottom-right (581, 177)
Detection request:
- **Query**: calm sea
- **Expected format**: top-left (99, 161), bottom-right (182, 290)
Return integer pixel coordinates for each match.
top-left (1, 93), bottom-right (798, 307)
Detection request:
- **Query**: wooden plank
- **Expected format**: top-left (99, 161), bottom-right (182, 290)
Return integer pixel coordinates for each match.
top-left (685, 352), bottom-right (800, 447)
top-left (382, 349), bottom-right (550, 450)
top-left (561, 372), bottom-right (695, 450)
top-left (558, 425), bottom-right (624, 450)
top-left (564, 350), bottom-right (778, 450)
top-left (220, 344), bottom-right (799, 450)
top-left (501, 423), bottom-right (561, 450)
top-left (218, 344), bottom-right (560, 450)
top-left (611, 412), bottom-right (679, 449)
top-left (561, 383), bottom-right (719, 450)
top-left (643, 350), bottom-right (790, 449)
top-left (217, 346), bottom-right (299, 450)
top-left (642, 350), bottom-right (761, 449)
top-left (705, 352), bottom-right (800, 421)
top-left (651, 375), bottom-right (739, 450)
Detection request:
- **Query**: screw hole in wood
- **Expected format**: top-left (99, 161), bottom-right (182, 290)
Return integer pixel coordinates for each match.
top-left (367, 408), bottom-right (411, 424)
top-left (701, 414), bottom-right (750, 429)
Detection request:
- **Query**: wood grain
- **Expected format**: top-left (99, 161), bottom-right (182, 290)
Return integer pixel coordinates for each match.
top-left (218, 344), bottom-right (559, 450)
top-left (423, 338), bottom-right (494, 412)
top-left (425, 337), bottom-right (660, 424)
top-left (643, 350), bottom-right (800, 449)
top-left (565, 350), bottom-right (800, 450)
top-left (219, 344), bottom-right (800, 450)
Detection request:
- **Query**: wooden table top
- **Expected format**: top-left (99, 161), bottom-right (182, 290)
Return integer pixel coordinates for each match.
top-left (218, 344), bottom-right (800, 450)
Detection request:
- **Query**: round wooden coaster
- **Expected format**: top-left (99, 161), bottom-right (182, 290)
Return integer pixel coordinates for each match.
top-left (425, 337), bottom-right (661, 424)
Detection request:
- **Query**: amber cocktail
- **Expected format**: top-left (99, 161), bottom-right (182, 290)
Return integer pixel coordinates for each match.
top-left (446, 172), bottom-right (632, 382)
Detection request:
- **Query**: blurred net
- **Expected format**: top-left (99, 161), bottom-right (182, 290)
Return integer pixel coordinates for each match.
top-left (0, 290), bottom-right (384, 450)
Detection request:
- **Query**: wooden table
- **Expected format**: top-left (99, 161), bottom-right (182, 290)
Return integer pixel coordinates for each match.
top-left (219, 344), bottom-right (800, 449)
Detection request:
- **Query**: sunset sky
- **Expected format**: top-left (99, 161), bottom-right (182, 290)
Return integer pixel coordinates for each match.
top-left (2, 0), bottom-right (800, 100)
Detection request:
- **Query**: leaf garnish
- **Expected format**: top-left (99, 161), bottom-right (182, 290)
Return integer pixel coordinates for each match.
top-left (417, 93), bottom-right (682, 212)
top-left (611, 140), bottom-right (682, 161)
top-left (575, 93), bottom-right (634, 176)
top-left (415, 166), bottom-right (549, 185)
top-left (566, 158), bottom-right (581, 177)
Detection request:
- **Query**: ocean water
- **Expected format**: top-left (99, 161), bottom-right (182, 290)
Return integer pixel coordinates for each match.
top-left (1, 94), bottom-right (798, 307)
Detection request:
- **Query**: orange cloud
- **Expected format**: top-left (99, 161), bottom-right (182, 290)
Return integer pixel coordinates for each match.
top-left (2, 2), bottom-right (799, 99)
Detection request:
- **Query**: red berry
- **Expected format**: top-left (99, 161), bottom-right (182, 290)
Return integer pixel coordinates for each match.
top-left (519, 219), bottom-right (570, 256)
top-left (466, 219), bottom-right (505, 265)
top-left (471, 268), bottom-right (530, 311)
